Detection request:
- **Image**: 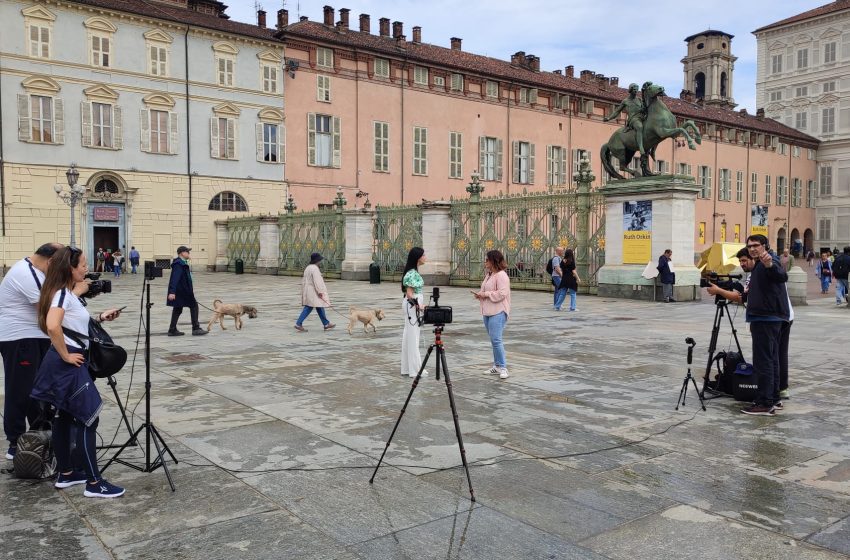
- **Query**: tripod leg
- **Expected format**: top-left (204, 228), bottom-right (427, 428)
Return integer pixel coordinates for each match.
top-left (101, 424), bottom-right (145, 473)
top-left (147, 424), bottom-right (176, 492)
top-left (689, 374), bottom-right (707, 411)
top-left (148, 423), bottom-right (179, 464)
top-left (369, 344), bottom-right (434, 484)
top-left (107, 375), bottom-right (138, 448)
top-left (439, 347), bottom-right (476, 502)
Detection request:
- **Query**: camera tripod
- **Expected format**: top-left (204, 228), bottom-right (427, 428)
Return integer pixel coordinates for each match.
top-left (675, 337), bottom-right (705, 411)
top-left (699, 297), bottom-right (744, 400)
top-left (102, 276), bottom-right (177, 491)
top-left (369, 324), bottom-right (475, 502)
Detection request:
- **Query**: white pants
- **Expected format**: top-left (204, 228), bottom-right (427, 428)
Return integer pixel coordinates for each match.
top-left (400, 295), bottom-right (423, 376)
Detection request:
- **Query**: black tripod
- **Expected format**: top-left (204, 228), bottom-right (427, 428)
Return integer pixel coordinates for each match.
top-left (369, 325), bottom-right (475, 502)
top-left (102, 276), bottom-right (177, 491)
top-left (675, 337), bottom-right (705, 411)
top-left (96, 375), bottom-right (139, 451)
top-left (700, 297), bottom-right (744, 399)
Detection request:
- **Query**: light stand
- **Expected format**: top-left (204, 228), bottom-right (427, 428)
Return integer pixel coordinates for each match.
top-left (675, 337), bottom-right (705, 411)
top-left (102, 268), bottom-right (177, 491)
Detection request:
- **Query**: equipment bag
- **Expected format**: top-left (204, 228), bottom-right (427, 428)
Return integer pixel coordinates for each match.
top-left (732, 362), bottom-right (759, 402)
top-left (715, 351), bottom-right (745, 395)
top-left (63, 319), bottom-right (127, 379)
top-left (545, 258), bottom-right (554, 275)
top-left (13, 404), bottom-right (56, 480)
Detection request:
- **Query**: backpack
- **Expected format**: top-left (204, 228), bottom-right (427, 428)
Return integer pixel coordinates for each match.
top-left (13, 405), bottom-right (56, 480)
top-left (545, 258), bottom-right (554, 275)
top-left (833, 256), bottom-right (850, 279)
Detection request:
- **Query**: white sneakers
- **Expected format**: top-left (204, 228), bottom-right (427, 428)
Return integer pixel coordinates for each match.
top-left (486, 366), bottom-right (509, 379)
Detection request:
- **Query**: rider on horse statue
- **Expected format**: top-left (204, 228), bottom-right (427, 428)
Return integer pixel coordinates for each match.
top-left (604, 83), bottom-right (647, 156)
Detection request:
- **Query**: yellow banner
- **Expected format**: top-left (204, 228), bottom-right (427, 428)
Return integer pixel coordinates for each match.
top-left (699, 222), bottom-right (706, 244)
top-left (623, 231), bottom-right (652, 264)
top-left (734, 224), bottom-right (741, 242)
top-left (720, 222), bottom-right (727, 242)
top-left (751, 225), bottom-right (768, 237)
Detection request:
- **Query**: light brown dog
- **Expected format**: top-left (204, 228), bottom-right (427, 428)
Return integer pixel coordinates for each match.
top-left (206, 299), bottom-right (258, 331)
top-left (347, 306), bottom-right (385, 335)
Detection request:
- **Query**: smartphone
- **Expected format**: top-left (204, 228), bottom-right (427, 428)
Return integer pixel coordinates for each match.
top-left (115, 306), bottom-right (127, 313)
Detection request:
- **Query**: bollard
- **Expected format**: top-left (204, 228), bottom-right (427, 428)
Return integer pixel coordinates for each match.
top-left (235, 258), bottom-right (244, 275)
top-left (369, 262), bottom-right (380, 284)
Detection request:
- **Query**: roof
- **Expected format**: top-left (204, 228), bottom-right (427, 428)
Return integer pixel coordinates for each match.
top-left (753, 0), bottom-right (850, 33)
top-left (684, 29), bottom-right (734, 42)
top-left (282, 20), bottom-right (819, 147)
top-left (69, 0), bottom-right (277, 41)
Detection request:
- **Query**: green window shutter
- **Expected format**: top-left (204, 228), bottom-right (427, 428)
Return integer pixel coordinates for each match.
top-left (546, 145), bottom-right (553, 186)
top-left (332, 116), bottom-right (341, 168)
top-left (558, 148), bottom-right (566, 185)
top-left (495, 138), bottom-right (503, 181)
top-left (528, 143), bottom-right (535, 185)
top-left (307, 113), bottom-right (316, 166)
top-left (512, 141), bottom-right (520, 183)
top-left (479, 136), bottom-right (486, 176)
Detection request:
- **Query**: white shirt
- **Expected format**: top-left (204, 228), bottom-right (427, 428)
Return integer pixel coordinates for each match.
top-left (51, 288), bottom-right (90, 349)
top-left (0, 258), bottom-right (48, 341)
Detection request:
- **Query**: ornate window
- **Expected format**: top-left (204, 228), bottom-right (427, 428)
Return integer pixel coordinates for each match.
top-left (209, 192), bottom-right (248, 212)
top-left (82, 85), bottom-right (121, 149)
top-left (307, 113), bottom-right (340, 168)
top-left (23, 5), bottom-right (55, 59)
top-left (212, 41), bottom-right (238, 87)
top-left (257, 50), bottom-right (282, 93)
top-left (17, 76), bottom-right (64, 145)
top-left (210, 103), bottom-right (240, 160)
top-left (256, 108), bottom-right (285, 163)
top-left (94, 179), bottom-right (119, 196)
top-left (140, 93), bottom-right (178, 154)
top-left (84, 17), bottom-right (116, 68)
top-left (145, 30), bottom-right (173, 77)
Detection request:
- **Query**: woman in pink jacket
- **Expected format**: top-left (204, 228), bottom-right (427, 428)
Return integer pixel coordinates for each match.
top-left (472, 250), bottom-right (512, 380)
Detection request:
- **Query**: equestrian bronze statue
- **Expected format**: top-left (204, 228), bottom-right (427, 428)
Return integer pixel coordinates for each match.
top-left (601, 82), bottom-right (701, 180)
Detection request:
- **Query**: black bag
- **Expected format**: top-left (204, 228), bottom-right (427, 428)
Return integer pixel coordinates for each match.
top-left (716, 351), bottom-right (744, 395)
top-left (545, 258), bottom-right (554, 275)
top-left (13, 404), bottom-right (56, 480)
top-left (63, 319), bottom-right (128, 379)
top-left (833, 257), bottom-right (850, 279)
top-left (732, 362), bottom-right (759, 402)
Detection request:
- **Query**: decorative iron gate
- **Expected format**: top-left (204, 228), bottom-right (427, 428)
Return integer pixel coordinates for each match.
top-left (225, 218), bottom-right (260, 272)
top-left (373, 204), bottom-right (423, 281)
top-left (278, 209), bottom-right (345, 277)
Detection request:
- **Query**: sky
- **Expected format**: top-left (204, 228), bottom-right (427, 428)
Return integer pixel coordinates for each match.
top-left (224, 0), bottom-right (828, 112)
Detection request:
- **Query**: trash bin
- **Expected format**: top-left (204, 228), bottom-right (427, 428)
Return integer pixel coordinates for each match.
top-left (369, 262), bottom-right (380, 284)
top-left (235, 258), bottom-right (244, 275)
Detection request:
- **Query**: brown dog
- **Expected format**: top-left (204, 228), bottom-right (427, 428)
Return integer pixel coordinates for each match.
top-left (206, 299), bottom-right (258, 331)
top-left (347, 306), bottom-right (385, 335)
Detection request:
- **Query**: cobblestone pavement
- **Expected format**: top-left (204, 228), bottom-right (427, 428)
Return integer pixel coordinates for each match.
top-left (2, 270), bottom-right (850, 560)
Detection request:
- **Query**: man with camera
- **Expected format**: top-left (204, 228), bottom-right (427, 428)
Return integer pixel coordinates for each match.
top-left (707, 235), bottom-right (789, 416)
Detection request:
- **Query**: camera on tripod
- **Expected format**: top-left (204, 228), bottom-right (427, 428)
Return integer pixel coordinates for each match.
top-left (83, 272), bottom-right (112, 298)
top-left (699, 272), bottom-right (742, 290)
top-left (423, 287), bottom-right (452, 325)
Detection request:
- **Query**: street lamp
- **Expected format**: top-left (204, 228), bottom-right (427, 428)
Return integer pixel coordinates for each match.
top-left (54, 163), bottom-right (85, 247)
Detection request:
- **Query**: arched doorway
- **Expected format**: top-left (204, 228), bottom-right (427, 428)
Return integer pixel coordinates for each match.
top-left (804, 228), bottom-right (814, 256)
top-left (776, 227), bottom-right (786, 254)
top-left (694, 72), bottom-right (705, 100)
top-left (790, 228), bottom-right (802, 256)
top-left (85, 173), bottom-right (129, 269)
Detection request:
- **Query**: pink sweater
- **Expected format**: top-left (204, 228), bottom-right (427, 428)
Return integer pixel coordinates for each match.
top-left (479, 270), bottom-right (511, 318)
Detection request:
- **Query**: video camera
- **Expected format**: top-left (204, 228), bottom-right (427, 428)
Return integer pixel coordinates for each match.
top-left (407, 287), bottom-right (454, 325)
top-left (82, 272), bottom-right (111, 299)
top-left (699, 272), bottom-right (742, 290)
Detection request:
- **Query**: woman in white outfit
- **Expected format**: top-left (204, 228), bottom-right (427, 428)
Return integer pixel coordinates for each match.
top-left (400, 247), bottom-right (426, 377)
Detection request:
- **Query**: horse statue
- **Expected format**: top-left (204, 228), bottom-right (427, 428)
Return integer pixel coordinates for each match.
top-left (600, 82), bottom-right (702, 180)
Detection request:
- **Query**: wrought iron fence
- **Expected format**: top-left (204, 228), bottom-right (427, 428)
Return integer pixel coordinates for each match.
top-left (278, 209), bottom-right (345, 277)
top-left (225, 217), bottom-right (260, 272)
top-left (373, 204), bottom-right (423, 281)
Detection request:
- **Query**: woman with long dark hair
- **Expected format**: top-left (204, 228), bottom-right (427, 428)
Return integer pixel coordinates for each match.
top-left (30, 246), bottom-right (125, 498)
top-left (558, 248), bottom-right (581, 312)
top-left (472, 250), bottom-right (512, 379)
top-left (400, 247), bottom-right (426, 377)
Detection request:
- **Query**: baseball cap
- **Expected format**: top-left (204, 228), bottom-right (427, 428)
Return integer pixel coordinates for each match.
top-left (177, 245), bottom-right (192, 254)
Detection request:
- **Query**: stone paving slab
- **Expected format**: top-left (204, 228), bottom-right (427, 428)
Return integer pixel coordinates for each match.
top-left (2, 271), bottom-right (850, 559)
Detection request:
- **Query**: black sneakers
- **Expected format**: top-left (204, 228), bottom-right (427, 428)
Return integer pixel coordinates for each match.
top-left (191, 328), bottom-right (208, 336)
top-left (168, 329), bottom-right (185, 336)
top-left (741, 405), bottom-right (775, 416)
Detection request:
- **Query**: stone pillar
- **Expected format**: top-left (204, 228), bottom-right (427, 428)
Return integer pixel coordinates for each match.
top-left (214, 220), bottom-right (229, 272)
top-left (786, 265), bottom-right (808, 306)
top-left (341, 210), bottom-right (375, 280)
top-left (598, 175), bottom-right (702, 301)
top-left (256, 216), bottom-right (280, 275)
top-left (419, 201), bottom-right (452, 285)
top-left (574, 156), bottom-right (594, 290)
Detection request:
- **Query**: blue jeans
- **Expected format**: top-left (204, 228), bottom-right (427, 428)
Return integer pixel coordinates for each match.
top-left (483, 312), bottom-right (507, 368)
top-left (820, 275), bottom-right (831, 292)
top-left (552, 276), bottom-right (563, 307)
top-left (113, 266), bottom-right (121, 278)
top-left (836, 279), bottom-right (848, 304)
top-left (296, 306), bottom-right (329, 327)
top-left (566, 288), bottom-right (577, 311)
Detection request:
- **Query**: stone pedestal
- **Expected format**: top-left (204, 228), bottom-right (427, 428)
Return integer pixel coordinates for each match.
top-left (341, 210), bottom-right (375, 280)
top-left (598, 175), bottom-right (702, 301)
top-left (256, 216), bottom-right (280, 275)
top-left (786, 265), bottom-right (808, 306)
top-left (214, 220), bottom-right (229, 272)
top-left (419, 201), bottom-right (452, 286)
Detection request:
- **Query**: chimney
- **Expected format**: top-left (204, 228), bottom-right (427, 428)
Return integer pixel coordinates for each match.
top-left (553, 69), bottom-right (562, 75)
top-left (412, 26), bottom-right (421, 43)
top-left (339, 8), bottom-right (350, 29)
top-left (450, 37), bottom-right (462, 50)
top-left (379, 17), bottom-right (390, 36)
top-left (610, 77), bottom-right (619, 87)
top-left (257, 9), bottom-right (266, 28)
top-left (392, 21), bottom-right (403, 39)
top-left (323, 6), bottom-right (334, 26)
top-left (511, 51), bottom-right (525, 65)
top-left (277, 9), bottom-right (288, 29)
top-left (359, 13), bottom-right (370, 33)
top-left (300, 16), bottom-right (308, 22)
top-left (525, 55), bottom-right (540, 72)
top-left (565, 65), bottom-right (574, 78)
top-left (739, 108), bottom-right (748, 116)
top-left (756, 108), bottom-right (765, 118)
top-left (580, 69), bottom-right (594, 82)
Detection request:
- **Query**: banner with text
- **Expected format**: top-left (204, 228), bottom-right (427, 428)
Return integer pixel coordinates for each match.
top-left (623, 200), bottom-right (652, 264)
top-left (751, 205), bottom-right (769, 237)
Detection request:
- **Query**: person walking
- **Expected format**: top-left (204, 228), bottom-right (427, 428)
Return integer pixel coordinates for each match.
top-left (0, 242), bottom-right (64, 460)
top-left (103, 249), bottom-right (112, 273)
top-left (832, 247), bottom-right (850, 306)
top-left (657, 249), bottom-right (676, 303)
top-left (95, 248), bottom-right (105, 273)
top-left (29, 246), bottom-right (125, 497)
top-left (815, 253), bottom-right (833, 294)
top-left (294, 253), bottom-right (334, 332)
top-left (550, 247), bottom-right (564, 310)
top-left (558, 248), bottom-right (581, 311)
top-left (400, 247), bottom-right (426, 378)
top-left (806, 250), bottom-right (815, 267)
top-left (473, 250), bottom-right (512, 379)
top-left (129, 246), bottom-right (140, 274)
top-left (111, 250), bottom-right (123, 279)
top-left (167, 246), bottom-right (207, 336)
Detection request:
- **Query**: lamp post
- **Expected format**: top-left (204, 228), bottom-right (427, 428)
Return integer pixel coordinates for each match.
top-left (54, 163), bottom-right (85, 247)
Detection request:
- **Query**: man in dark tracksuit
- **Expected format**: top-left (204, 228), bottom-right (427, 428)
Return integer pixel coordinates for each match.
top-left (740, 234), bottom-right (789, 416)
top-left (166, 246), bottom-right (207, 336)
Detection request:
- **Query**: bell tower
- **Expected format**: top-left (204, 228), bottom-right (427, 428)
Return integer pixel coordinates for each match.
top-left (681, 30), bottom-right (737, 108)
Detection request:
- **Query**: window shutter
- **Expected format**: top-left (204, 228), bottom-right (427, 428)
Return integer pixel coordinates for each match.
top-left (53, 99), bottom-right (65, 144)
top-left (139, 109), bottom-right (150, 152)
top-left (81, 102), bottom-right (93, 147)
top-left (113, 106), bottom-right (123, 150)
top-left (546, 145), bottom-right (553, 186)
top-left (307, 113), bottom-right (316, 166)
top-left (17, 94), bottom-right (31, 142)
top-left (530, 89), bottom-right (538, 104)
top-left (512, 141), bottom-right (520, 183)
top-left (479, 136), bottom-right (486, 176)
top-left (256, 122), bottom-right (264, 162)
top-left (495, 138), bottom-right (503, 181)
top-left (332, 116), bottom-right (341, 168)
top-left (226, 118), bottom-right (237, 159)
top-left (279, 124), bottom-right (286, 163)
top-left (558, 148), bottom-right (566, 185)
top-left (210, 117), bottom-right (220, 158)
top-left (528, 143), bottom-right (535, 184)
top-left (169, 111), bottom-right (179, 154)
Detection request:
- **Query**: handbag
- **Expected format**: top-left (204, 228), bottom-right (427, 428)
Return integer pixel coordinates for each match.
top-left (63, 319), bottom-right (128, 379)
